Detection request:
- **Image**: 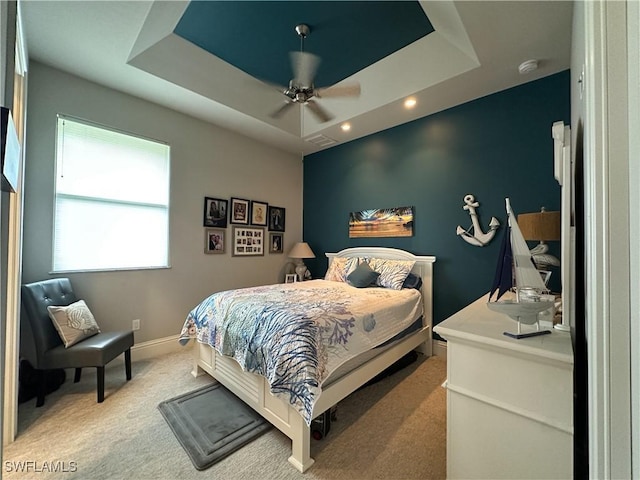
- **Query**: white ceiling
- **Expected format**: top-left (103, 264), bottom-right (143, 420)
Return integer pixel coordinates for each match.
top-left (19, 0), bottom-right (573, 155)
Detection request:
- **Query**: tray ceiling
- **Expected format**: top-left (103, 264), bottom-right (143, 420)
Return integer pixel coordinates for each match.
top-left (21, 1), bottom-right (573, 155)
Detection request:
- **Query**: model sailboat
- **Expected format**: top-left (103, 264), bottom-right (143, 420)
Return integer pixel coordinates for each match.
top-left (487, 198), bottom-right (554, 339)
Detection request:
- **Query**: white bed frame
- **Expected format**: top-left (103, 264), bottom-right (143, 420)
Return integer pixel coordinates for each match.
top-left (191, 247), bottom-right (436, 472)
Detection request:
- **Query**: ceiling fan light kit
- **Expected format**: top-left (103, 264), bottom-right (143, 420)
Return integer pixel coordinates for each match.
top-left (294, 23), bottom-right (310, 38)
top-left (269, 23), bottom-right (361, 123)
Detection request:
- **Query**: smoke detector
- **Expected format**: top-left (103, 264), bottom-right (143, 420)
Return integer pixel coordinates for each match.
top-left (518, 59), bottom-right (539, 75)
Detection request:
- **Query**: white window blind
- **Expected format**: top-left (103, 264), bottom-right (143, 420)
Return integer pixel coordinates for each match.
top-left (53, 116), bottom-right (170, 272)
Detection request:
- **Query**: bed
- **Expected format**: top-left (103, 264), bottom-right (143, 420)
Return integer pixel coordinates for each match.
top-left (180, 246), bottom-right (436, 472)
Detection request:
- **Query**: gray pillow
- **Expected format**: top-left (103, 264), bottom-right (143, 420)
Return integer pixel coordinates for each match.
top-left (402, 272), bottom-right (423, 290)
top-left (347, 261), bottom-right (381, 288)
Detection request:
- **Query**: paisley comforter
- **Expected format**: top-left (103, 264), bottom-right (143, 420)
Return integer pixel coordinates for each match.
top-left (179, 279), bottom-right (423, 425)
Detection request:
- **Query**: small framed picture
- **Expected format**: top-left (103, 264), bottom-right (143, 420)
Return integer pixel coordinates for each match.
top-left (285, 273), bottom-right (297, 284)
top-left (203, 197), bottom-right (228, 228)
top-left (205, 228), bottom-right (225, 254)
top-left (269, 233), bottom-right (283, 253)
top-left (232, 226), bottom-right (264, 256)
top-left (268, 206), bottom-right (285, 232)
top-left (230, 197), bottom-right (250, 225)
top-left (251, 200), bottom-right (268, 226)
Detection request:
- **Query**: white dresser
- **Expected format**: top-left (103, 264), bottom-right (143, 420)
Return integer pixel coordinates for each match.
top-left (434, 295), bottom-right (574, 479)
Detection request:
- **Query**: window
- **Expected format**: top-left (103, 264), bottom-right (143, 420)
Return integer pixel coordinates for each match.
top-left (53, 116), bottom-right (170, 272)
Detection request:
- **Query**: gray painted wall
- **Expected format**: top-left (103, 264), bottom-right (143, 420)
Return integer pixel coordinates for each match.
top-left (22, 62), bottom-right (303, 343)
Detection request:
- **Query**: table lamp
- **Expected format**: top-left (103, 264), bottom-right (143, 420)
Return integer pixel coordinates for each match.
top-left (288, 242), bottom-right (315, 281)
top-left (517, 207), bottom-right (561, 268)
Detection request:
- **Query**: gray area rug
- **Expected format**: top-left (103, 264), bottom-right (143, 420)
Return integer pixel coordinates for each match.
top-left (158, 383), bottom-right (272, 470)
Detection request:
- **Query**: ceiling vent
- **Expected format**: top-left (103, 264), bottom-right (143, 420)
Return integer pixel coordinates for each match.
top-left (305, 134), bottom-right (337, 147)
top-left (518, 59), bottom-right (539, 75)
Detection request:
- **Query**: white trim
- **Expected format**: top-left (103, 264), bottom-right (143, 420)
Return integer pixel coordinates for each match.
top-left (584, 2), bottom-right (633, 477)
top-left (108, 335), bottom-right (190, 365)
top-left (131, 334), bottom-right (188, 362)
top-left (432, 339), bottom-right (447, 358)
top-left (584, 3), bottom-right (609, 476)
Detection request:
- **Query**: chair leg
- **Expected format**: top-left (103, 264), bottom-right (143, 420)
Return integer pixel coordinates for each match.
top-left (74, 368), bottom-right (82, 383)
top-left (125, 348), bottom-right (132, 381)
top-left (97, 366), bottom-right (105, 403)
top-left (36, 370), bottom-right (46, 408)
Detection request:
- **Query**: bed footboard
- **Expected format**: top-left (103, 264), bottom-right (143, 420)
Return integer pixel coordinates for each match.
top-left (191, 324), bottom-right (430, 472)
top-left (193, 342), bottom-right (315, 472)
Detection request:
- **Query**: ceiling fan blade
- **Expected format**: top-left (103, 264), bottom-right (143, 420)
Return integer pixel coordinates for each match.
top-left (290, 51), bottom-right (320, 88)
top-left (316, 82), bottom-right (361, 98)
top-left (265, 81), bottom-right (289, 95)
top-left (270, 101), bottom-right (295, 119)
top-left (306, 99), bottom-right (333, 123)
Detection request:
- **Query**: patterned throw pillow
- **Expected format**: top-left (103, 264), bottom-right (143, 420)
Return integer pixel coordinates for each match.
top-left (324, 256), bottom-right (358, 282)
top-left (368, 258), bottom-right (416, 290)
top-left (47, 299), bottom-right (101, 348)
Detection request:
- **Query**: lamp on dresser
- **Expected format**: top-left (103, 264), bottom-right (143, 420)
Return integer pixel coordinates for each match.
top-left (518, 207), bottom-right (561, 269)
top-left (288, 242), bottom-right (315, 281)
top-left (518, 207), bottom-right (567, 331)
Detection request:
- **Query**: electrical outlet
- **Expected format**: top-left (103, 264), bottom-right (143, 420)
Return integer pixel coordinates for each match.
top-left (132, 319), bottom-right (140, 331)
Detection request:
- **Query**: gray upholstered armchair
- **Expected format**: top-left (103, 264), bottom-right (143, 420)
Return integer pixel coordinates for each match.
top-left (20, 278), bottom-right (134, 406)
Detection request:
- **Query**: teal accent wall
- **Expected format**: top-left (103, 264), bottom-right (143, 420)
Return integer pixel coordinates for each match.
top-left (303, 70), bottom-right (570, 334)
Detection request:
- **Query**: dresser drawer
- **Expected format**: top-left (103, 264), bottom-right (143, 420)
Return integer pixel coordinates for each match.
top-left (447, 340), bottom-right (573, 432)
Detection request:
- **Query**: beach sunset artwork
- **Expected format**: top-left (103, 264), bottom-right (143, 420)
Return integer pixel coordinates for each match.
top-left (349, 206), bottom-right (414, 238)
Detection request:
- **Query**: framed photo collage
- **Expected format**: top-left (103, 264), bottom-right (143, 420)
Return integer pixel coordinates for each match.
top-left (203, 196), bottom-right (285, 256)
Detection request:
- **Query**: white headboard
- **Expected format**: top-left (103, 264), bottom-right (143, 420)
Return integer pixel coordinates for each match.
top-left (325, 247), bottom-right (437, 350)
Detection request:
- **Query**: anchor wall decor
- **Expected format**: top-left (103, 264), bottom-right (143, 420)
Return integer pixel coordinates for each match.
top-left (456, 194), bottom-right (500, 246)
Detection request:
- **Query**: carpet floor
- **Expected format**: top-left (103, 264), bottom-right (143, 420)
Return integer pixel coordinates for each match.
top-left (3, 347), bottom-right (447, 479)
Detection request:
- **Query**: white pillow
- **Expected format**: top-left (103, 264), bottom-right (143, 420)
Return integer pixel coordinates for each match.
top-left (324, 256), bottom-right (358, 282)
top-left (47, 299), bottom-right (101, 348)
top-left (367, 258), bottom-right (416, 290)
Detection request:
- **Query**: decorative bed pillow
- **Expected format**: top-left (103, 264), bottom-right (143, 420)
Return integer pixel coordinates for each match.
top-left (346, 261), bottom-right (381, 288)
top-left (402, 272), bottom-right (423, 290)
top-left (324, 256), bottom-right (358, 282)
top-left (368, 258), bottom-right (416, 290)
top-left (47, 300), bottom-right (101, 348)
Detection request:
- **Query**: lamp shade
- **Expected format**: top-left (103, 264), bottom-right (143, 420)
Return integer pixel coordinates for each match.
top-left (517, 209), bottom-right (561, 241)
top-left (288, 242), bottom-right (315, 259)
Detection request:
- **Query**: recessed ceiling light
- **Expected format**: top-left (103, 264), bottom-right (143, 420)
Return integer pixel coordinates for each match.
top-left (340, 123), bottom-right (351, 132)
top-left (404, 98), bottom-right (417, 109)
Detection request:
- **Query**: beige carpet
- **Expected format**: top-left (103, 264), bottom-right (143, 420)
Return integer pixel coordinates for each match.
top-left (3, 348), bottom-right (447, 480)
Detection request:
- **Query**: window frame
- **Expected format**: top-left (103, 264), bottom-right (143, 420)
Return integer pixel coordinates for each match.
top-left (52, 114), bottom-right (171, 273)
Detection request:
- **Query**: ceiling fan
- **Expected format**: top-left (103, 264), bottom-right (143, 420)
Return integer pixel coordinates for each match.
top-left (269, 24), bottom-right (361, 123)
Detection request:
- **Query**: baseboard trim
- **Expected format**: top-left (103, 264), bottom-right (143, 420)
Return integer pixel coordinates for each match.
top-left (121, 336), bottom-right (440, 363)
top-left (132, 334), bottom-right (191, 362)
top-left (432, 339), bottom-right (447, 358)
top-left (109, 334), bottom-right (191, 365)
